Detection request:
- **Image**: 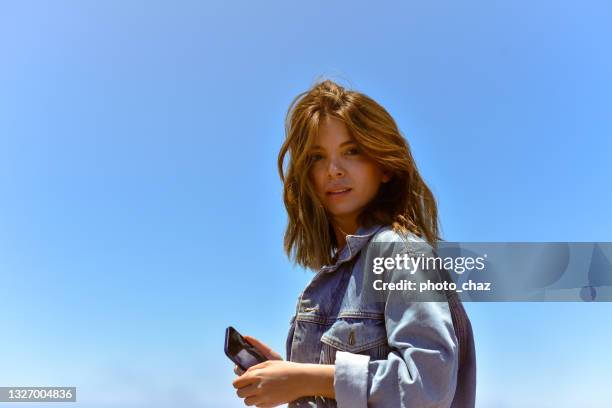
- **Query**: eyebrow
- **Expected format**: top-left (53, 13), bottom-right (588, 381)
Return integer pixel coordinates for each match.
top-left (310, 140), bottom-right (357, 150)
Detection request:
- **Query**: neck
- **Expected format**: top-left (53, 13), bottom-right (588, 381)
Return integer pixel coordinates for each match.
top-left (332, 218), bottom-right (359, 253)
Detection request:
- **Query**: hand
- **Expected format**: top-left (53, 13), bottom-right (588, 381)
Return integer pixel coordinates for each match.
top-left (233, 335), bottom-right (283, 376)
top-left (232, 360), bottom-right (306, 407)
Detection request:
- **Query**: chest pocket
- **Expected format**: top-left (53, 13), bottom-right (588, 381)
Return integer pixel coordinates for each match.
top-left (319, 314), bottom-right (391, 364)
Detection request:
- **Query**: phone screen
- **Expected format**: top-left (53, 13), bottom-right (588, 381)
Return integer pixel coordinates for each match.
top-left (234, 348), bottom-right (263, 369)
top-left (225, 327), bottom-right (267, 370)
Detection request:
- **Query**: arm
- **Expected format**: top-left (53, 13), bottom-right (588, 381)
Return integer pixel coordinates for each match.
top-left (300, 363), bottom-right (336, 398)
top-left (233, 361), bottom-right (336, 405)
top-left (232, 334), bottom-right (336, 406)
top-left (334, 248), bottom-right (459, 408)
top-left (245, 334), bottom-right (336, 398)
top-left (334, 302), bottom-right (458, 408)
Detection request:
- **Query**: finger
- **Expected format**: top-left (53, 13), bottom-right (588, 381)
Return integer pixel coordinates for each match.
top-left (243, 335), bottom-right (273, 356)
top-left (243, 336), bottom-right (283, 360)
top-left (234, 365), bottom-right (245, 376)
top-left (232, 373), bottom-right (257, 389)
top-left (244, 395), bottom-right (262, 406)
top-left (236, 382), bottom-right (259, 399)
top-left (245, 360), bottom-right (269, 373)
top-left (254, 403), bottom-right (277, 408)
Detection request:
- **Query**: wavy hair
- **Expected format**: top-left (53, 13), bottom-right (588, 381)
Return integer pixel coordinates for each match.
top-left (278, 79), bottom-right (440, 271)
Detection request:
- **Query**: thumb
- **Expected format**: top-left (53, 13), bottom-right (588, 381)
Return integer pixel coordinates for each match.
top-left (243, 335), bottom-right (283, 360)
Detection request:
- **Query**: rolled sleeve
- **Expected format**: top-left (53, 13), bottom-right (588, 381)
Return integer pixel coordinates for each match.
top-left (342, 241), bottom-right (460, 407)
top-left (368, 301), bottom-right (459, 407)
top-left (367, 246), bottom-right (459, 407)
top-left (334, 351), bottom-right (370, 408)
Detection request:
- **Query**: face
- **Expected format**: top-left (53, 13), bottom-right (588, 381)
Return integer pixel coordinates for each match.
top-left (308, 116), bottom-right (391, 230)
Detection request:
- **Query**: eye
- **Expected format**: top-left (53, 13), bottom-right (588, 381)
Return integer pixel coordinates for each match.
top-left (345, 147), bottom-right (361, 155)
top-left (309, 153), bottom-right (324, 162)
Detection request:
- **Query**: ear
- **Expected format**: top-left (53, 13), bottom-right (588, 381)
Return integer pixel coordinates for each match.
top-left (381, 170), bottom-right (393, 183)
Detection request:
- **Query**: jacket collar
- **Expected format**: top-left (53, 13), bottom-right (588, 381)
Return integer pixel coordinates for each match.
top-left (320, 223), bottom-right (385, 273)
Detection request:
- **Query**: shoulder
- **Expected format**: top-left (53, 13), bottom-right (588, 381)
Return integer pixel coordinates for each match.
top-left (371, 225), bottom-right (424, 243)
top-left (369, 225), bottom-right (434, 256)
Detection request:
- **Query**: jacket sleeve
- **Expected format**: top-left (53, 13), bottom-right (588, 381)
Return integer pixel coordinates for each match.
top-left (333, 246), bottom-right (459, 408)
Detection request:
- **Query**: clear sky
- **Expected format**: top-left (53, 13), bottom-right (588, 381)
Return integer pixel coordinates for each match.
top-left (1, 1), bottom-right (611, 407)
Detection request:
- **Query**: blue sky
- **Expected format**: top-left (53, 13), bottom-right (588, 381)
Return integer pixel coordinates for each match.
top-left (1, 1), bottom-right (611, 407)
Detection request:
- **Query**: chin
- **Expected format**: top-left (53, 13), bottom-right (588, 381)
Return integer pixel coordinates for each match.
top-left (328, 208), bottom-right (361, 219)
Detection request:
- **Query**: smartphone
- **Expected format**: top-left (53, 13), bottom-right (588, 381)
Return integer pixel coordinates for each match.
top-left (224, 326), bottom-right (268, 371)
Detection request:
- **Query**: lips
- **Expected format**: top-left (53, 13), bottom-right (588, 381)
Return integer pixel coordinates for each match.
top-left (326, 187), bottom-right (352, 196)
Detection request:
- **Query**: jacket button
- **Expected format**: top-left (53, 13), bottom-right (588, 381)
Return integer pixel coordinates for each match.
top-left (348, 330), bottom-right (355, 346)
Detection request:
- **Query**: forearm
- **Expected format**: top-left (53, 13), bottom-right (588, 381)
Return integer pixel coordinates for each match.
top-left (296, 363), bottom-right (336, 399)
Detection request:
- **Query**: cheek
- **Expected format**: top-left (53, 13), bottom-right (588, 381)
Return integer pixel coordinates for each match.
top-left (356, 164), bottom-right (384, 191)
top-left (309, 168), bottom-right (326, 195)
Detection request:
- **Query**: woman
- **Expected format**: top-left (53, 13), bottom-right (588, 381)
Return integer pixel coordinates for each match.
top-left (231, 79), bottom-right (476, 407)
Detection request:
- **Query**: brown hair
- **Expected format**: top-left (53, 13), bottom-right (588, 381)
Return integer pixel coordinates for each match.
top-left (277, 79), bottom-right (440, 271)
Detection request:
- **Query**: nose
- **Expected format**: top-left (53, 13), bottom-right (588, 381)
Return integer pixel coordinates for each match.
top-left (327, 159), bottom-right (344, 178)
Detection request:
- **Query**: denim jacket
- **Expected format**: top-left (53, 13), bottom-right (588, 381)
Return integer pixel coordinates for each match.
top-left (285, 224), bottom-right (476, 408)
